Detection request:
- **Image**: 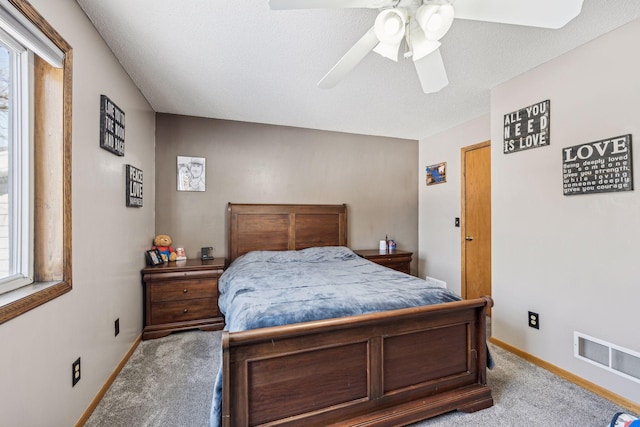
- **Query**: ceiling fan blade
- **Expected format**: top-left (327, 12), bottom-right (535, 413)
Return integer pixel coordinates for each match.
top-left (413, 49), bottom-right (448, 94)
top-left (268, 0), bottom-right (388, 10)
top-left (318, 26), bottom-right (378, 89)
top-left (453, 0), bottom-right (584, 29)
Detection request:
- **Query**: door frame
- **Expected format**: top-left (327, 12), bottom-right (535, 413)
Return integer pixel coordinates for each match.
top-left (460, 140), bottom-right (491, 299)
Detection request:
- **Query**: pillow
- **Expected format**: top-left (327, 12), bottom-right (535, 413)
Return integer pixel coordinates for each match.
top-left (236, 246), bottom-right (356, 264)
top-left (294, 246), bottom-right (357, 262)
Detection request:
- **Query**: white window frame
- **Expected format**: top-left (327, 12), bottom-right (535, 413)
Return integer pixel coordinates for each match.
top-left (0, 0), bottom-right (63, 68)
top-left (0, 27), bottom-right (33, 295)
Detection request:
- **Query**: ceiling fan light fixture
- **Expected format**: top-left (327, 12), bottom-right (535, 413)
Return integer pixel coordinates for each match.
top-left (269, 0), bottom-right (585, 94)
top-left (372, 41), bottom-right (402, 61)
top-left (374, 8), bottom-right (407, 43)
top-left (373, 8), bottom-right (407, 61)
top-left (416, 3), bottom-right (454, 40)
top-left (410, 27), bottom-right (441, 61)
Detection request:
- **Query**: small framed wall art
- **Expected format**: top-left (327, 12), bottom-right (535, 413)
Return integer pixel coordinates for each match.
top-left (426, 162), bottom-right (446, 186)
top-left (177, 156), bottom-right (206, 192)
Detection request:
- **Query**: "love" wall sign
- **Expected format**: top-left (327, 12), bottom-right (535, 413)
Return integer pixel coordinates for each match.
top-left (562, 134), bottom-right (633, 196)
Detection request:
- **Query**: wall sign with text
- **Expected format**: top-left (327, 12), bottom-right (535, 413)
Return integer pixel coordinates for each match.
top-left (562, 134), bottom-right (633, 196)
top-left (503, 100), bottom-right (550, 154)
top-left (126, 165), bottom-right (143, 207)
top-left (100, 95), bottom-right (125, 156)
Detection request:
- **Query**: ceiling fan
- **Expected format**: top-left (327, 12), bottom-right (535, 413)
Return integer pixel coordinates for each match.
top-left (267, 0), bottom-right (585, 93)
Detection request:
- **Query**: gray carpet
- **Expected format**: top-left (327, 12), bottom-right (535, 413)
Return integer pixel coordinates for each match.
top-left (86, 330), bottom-right (632, 427)
top-left (86, 331), bottom-right (221, 427)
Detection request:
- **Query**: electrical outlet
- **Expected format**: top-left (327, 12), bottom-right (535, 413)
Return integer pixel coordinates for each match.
top-left (72, 357), bottom-right (81, 386)
top-left (115, 318), bottom-right (120, 336)
top-left (528, 311), bottom-right (539, 329)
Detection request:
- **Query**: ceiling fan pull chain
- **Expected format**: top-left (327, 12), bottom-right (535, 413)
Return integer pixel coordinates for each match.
top-left (403, 17), bottom-right (414, 58)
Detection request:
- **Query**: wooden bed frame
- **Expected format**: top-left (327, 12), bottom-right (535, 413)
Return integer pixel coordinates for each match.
top-left (221, 203), bottom-right (493, 427)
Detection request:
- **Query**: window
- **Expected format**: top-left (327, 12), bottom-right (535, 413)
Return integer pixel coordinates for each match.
top-left (0, 0), bottom-right (72, 324)
top-left (0, 45), bottom-right (10, 281)
top-left (0, 29), bottom-right (31, 295)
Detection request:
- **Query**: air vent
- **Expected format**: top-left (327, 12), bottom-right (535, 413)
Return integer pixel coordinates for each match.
top-left (425, 276), bottom-right (446, 288)
top-left (574, 332), bottom-right (640, 384)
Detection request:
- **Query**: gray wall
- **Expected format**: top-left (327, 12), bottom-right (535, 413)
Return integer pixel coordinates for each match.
top-left (155, 114), bottom-right (419, 273)
top-left (420, 18), bottom-right (640, 405)
top-left (0, 1), bottom-right (156, 426)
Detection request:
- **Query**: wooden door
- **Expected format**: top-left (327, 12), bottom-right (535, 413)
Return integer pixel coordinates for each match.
top-left (461, 141), bottom-right (491, 312)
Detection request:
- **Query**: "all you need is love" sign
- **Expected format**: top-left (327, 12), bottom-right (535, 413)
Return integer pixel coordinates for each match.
top-left (503, 100), bottom-right (550, 154)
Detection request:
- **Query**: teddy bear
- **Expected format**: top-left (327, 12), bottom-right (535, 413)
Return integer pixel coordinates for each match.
top-left (152, 234), bottom-right (177, 262)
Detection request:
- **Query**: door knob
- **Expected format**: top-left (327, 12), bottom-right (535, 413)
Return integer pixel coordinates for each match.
top-left (465, 236), bottom-right (474, 241)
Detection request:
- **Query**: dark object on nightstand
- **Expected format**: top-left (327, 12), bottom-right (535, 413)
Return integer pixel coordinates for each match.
top-left (141, 258), bottom-right (226, 340)
top-left (201, 246), bottom-right (214, 260)
top-left (354, 249), bottom-right (413, 275)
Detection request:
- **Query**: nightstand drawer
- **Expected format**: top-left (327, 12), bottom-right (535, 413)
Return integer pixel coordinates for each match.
top-left (150, 297), bottom-right (218, 324)
top-left (353, 249), bottom-right (413, 275)
top-left (367, 254), bottom-right (412, 265)
top-left (150, 279), bottom-right (217, 302)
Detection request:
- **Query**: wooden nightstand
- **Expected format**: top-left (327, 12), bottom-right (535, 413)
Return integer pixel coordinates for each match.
top-left (141, 258), bottom-right (226, 340)
top-left (354, 249), bottom-right (413, 275)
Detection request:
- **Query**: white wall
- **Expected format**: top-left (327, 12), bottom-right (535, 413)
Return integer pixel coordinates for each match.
top-left (418, 115), bottom-right (490, 291)
top-left (420, 18), bottom-right (640, 406)
top-left (491, 19), bottom-right (640, 404)
top-left (0, 1), bottom-right (156, 426)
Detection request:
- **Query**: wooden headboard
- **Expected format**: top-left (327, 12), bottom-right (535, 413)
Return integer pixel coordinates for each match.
top-left (227, 203), bottom-right (348, 263)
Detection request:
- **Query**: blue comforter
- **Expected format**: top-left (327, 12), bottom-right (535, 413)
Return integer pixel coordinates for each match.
top-left (220, 246), bottom-right (461, 332)
top-left (210, 246), bottom-right (464, 426)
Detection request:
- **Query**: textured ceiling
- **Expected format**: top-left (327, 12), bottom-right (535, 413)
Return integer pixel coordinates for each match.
top-left (76, 0), bottom-right (640, 140)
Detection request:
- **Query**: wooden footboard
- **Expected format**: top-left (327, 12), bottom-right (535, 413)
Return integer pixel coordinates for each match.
top-left (221, 296), bottom-right (493, 427)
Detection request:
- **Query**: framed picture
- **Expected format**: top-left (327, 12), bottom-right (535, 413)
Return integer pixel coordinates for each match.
top-left (145, 249), bottom-right (164, 266)
top-left (177, 156), bottom-right (206, 191)
top-left (175, 247), bottom-right (187, 261)
top-left (426, 162), bottom-right (447, 186)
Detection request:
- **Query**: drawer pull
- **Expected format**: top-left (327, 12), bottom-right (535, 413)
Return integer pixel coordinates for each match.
top-left (183, 288), bottom-right (188, 293)
top-left (183, 308), bottom-right (188, 314)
